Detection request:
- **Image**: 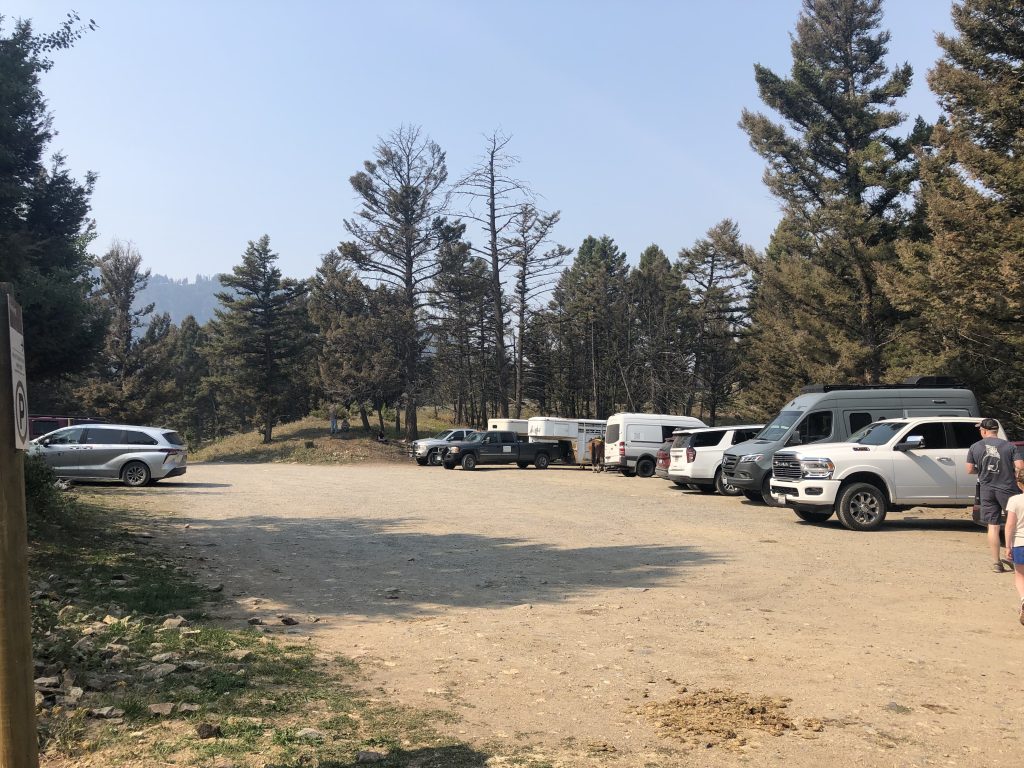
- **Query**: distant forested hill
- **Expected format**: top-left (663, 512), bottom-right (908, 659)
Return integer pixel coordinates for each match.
top-left (138, 274), bottom-right (223, 325)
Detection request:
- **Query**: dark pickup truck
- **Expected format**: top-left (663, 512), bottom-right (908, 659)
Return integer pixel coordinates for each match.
top-left (441, 430), bottom-right (558, 470)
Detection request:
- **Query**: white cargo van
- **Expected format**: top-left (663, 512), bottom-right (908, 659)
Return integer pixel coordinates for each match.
top-left (603, 413), bottom-right (707, 477)
top-left (527, 417), bottom-right (606, 465)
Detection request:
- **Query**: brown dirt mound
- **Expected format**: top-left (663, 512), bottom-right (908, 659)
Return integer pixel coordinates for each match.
top-left (640, 686), bottom-right (805, 750)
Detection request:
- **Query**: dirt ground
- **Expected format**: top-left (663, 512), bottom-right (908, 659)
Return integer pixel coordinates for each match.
top-left (100, 461), bottom-right (1024, 766)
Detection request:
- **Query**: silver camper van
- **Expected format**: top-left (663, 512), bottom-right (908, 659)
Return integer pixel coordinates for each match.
top-left (721, 378), bottom-right (980, 504)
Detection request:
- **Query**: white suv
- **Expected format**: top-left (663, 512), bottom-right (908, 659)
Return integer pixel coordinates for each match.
top-left (770, 416), bottom-right (1003, 531)
top-left (667, 425), bottom-right (764, 495)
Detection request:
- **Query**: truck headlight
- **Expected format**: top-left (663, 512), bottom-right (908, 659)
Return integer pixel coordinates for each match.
top-left (801, 458), bottom-right (834, 479)
top-left (738, 453), bottom-right (764, 464)
top-left (449, 446), bottom-right (460, 454)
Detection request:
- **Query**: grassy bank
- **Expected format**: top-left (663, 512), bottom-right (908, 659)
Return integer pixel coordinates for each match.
top-left (192, 412), bottom-right (459, 466)
top-left (29, 484), bottom-right (506, 767)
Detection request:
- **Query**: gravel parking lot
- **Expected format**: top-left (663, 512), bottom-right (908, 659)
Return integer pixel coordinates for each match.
top-left (111, 462), bottom-right (1022, 766)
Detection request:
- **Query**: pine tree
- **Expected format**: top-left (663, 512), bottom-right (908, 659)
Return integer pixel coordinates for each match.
top-left (678, 220), bottom-right (753, 423)
top-left (882, 0), bottom-right (1024, 428)
top-left (207, 235), bottom-right (311, 443)
top-left (340, 125), bottom-right (451, 440)
top-left (738, 0), bottom-right (925, 401)
top-left (549, 236), bottom-right (629, 417)
top-left (0, 13), bottom-right (103, 382)
top-left (628, 245), bottom-right (692, 413)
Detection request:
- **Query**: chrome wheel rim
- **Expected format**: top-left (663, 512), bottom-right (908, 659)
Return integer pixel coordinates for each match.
top-left (849, 491), bottom-right (881, 524)
top-left (125, 465), bottom-right (147, 486)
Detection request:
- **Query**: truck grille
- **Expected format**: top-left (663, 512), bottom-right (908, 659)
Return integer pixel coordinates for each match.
top-left (722, 454), bottom-right (738, 474)
top-left (772, 453), bottom-right (802, 480)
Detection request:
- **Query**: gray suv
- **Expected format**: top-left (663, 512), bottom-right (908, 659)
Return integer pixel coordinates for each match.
top-left (30, 424), bottom-right (188, 486)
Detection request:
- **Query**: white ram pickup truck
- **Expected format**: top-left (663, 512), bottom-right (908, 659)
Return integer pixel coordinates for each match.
top-left (769, 416), bottom-right (1003, 531)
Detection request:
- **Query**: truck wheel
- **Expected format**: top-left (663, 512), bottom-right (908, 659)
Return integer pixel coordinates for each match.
top-left (836, 482), bottom-right (886, 531)
top-left (761, 476), bottom-right (785, 507)
top-left (516, 461), bottom-right (529, 469)
top-left (534, 453), bottom-right (550, 470)
top-left (427, 450), bottom-right (442, 466)
top-left (415, 457), bottom-right (428, 466)
top-left (461, 454), bottom-right (477, 471)
top-left (635, 457), bottom-right (655, 478)
top-left (714, 468), bottom-right (743, 496)
top-left (794, 509), bottom-right (834, 524)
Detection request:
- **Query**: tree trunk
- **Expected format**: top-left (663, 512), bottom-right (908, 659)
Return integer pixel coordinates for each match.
top-left (359, 404), bottom-right (371, 432)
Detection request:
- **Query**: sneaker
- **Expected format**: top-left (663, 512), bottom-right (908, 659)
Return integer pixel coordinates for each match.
top-left (993, 561), bottom-right (1007, 573)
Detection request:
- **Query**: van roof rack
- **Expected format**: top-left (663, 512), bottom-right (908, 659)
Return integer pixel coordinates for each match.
top-left (800, 376), bottom-right (963, 394)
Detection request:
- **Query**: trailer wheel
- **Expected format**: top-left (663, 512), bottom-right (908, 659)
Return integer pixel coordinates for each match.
top-left (534, 453), bottom-right (550, 470)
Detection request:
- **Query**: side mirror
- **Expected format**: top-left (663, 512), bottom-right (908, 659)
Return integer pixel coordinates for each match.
top-left (895, 435), bottom-right (925, 452)
top-left (40, 438), bottom-right (51, 447)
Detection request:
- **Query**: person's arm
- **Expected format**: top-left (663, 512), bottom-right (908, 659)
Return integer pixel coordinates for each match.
top-left (1006, 508), bottom-right (1018, 558)
top-left (966, 461), bottom-right (977, 474)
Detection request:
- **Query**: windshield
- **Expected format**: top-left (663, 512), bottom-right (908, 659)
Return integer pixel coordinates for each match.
top-left (431, 430), bottom-right (453, 440)
top-left (463, 432), bottom-right (484, 443)
top-left (755, 410), bottom-right (802, 442)
top-left (848, 421), bottom-right (904, 446)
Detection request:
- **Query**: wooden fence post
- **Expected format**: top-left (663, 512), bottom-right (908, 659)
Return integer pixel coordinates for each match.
top-left (0, 283), bottom-right (39, 767)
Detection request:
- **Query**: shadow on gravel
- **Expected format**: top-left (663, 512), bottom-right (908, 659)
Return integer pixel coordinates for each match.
top-left (792, 517), bottom-right (982, 533)
top-left (173, 513), bottom-right (720, 618)
top-left (263, 744), bottom-right (491, 768)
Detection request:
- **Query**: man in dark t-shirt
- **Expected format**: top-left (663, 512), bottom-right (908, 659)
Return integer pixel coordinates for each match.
top-left (967, 418), bottom-right (1024, 573)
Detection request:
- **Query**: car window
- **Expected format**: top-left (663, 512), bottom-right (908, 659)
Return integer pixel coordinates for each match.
top-left (848, 412), bottom-right (873, 434)
top-left (691, 431), bottom-right (724, 448)
top-left (501, 432), bottom-right (516, 444)
top-left (123, 430), bottom-right (158, 445)
top-left (796, 410), bottom-right (833, 444)
top-left (757, 410), bottom-right (802, 441)
top-left (450, 431), bottom-right (464, 441)
top-left (47, 427), bottom-right (84, 445)
top-left (734, 429), bottom-right (761, 443)
top-left (82, 428), bottom-right (121, 445)
top-left (162, 431), bottom-right (186, 446)
top-left (661, 425), bottom-right (679, 441)
top-left (606, 424), bottom-right (620, 443)
top-left (903, 421), bottom-right (947, 450)
top-left (671, 433), bottom-right (690, 449)
top-left (850, 421), bottom-right (904, 445)
top-left (950, 423), bottom-right (979, 449)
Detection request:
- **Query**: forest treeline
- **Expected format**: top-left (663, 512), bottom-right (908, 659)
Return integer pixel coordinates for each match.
top-left (3, 0), bottom-right (1023, 444)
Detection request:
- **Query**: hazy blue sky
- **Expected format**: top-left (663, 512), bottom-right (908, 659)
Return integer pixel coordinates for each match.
top-left (8, 1), bottom-right (955, 280)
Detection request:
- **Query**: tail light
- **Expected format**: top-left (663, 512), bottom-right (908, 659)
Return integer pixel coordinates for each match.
top-left (618, 441), bottom-right (625, 456)
top-left (686, 447), bottom-right (696, 463)
top-left (161, 448), bottom-right (185, 463)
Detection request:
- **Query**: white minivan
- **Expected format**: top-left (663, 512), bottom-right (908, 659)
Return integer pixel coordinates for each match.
top-left (604, 413), bottom-right (707, 477)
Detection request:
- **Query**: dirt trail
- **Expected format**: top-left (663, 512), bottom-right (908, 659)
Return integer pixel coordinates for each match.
top-left (103, 462), bottom-right (1024, 766)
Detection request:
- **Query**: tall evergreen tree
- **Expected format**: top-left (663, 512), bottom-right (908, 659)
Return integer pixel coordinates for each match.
top-left (74, 241), bottom-right (174, 422)
top-left (340, 125), bottom-right (451, 440)
top-left (207, 235), bottom-right (311, 443)
top-left (0, 13), bottom-right (103, 382)
top-left (678, 220), bottom-right (752, 423)
top-left (549, 236), bottom-right (629, 417)
top-left (738, 0), bottom-right (925, 407)
top-left (883, 0), bottom-right (1024, 428)
top-left (504, 205), bottom-right (570, 418)
top-left (628, 245), bottom-right (692, 414)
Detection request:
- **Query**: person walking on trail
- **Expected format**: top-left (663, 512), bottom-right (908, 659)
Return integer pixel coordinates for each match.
top-left (588, 436), bottom-right (604, 472)
top-left (967, 418), bottom-right (1024, 573)
top-left (329, 404), bottom-right (338, 436)
top-left (1003, 467), bottom-right (1024, 624)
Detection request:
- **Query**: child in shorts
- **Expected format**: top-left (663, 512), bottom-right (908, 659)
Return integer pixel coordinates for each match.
top-left (1004, 466), bottom-right (1024, 624)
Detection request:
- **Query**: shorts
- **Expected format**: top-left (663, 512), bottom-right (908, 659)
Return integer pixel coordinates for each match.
top-left (1013, 547), bottom-right (1024, 566)
top-left (979, 485), bottom-right (1014, 525)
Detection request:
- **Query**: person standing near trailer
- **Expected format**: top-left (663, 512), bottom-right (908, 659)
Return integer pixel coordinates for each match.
top-left (967, 418), bottom-right (1024, 573)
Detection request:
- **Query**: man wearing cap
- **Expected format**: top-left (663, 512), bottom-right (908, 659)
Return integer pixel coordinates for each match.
top-left (967, 418), bottom-right (1024, 572)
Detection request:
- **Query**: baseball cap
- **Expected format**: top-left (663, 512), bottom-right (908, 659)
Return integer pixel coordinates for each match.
top-left (979, 417), bottom-right (999, 430)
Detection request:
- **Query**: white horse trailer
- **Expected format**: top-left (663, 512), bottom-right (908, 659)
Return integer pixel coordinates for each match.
top-left (527, 417), bottom-right (607, 465)
top-left (487, 418), bottom-right (529, 435)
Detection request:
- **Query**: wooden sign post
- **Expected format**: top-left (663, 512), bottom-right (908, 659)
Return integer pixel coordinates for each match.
top-left (0, 283), bottom-right (38, 767)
